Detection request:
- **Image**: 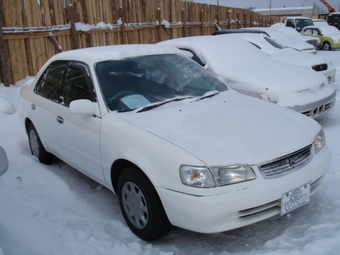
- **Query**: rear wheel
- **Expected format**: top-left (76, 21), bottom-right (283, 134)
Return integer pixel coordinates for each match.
top-left (28, 123), bottom-right (53, 164)
top-left (117, 167), bottom-right (171, 241)
top-left (323, 42), bottom-right (331, 51)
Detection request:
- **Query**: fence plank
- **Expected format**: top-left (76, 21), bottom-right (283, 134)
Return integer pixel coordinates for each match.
top-left (0, 0), bottom-right (9, 86)
top-left (0, 0), bottom-right (282, 84)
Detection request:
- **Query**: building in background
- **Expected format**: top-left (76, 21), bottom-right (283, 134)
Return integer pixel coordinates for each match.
top-left (253, 4), bottom-right (327, 17)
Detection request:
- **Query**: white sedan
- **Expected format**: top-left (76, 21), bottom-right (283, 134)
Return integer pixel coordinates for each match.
top-left (249, 27), bottom-right (317, 54)
top-left (158, 36), bottom-right (336, 119)
top-left (270, 26), bottom-right (321, 48)
top-left (222, 33), bottom-right (336, 83)
top-left (19, 45), bottom-right (331, 241)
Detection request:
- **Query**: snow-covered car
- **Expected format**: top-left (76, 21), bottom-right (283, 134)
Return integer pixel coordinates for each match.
top-left (248, 27), bottom-right (317, 54)
top-left (271, 26), bottom-right (321, 49)
top-left (0, 146), bottom-right (8, 177)
top-left (221, 33), bottom-right (336, 83)
top-left (301, 26), bottom-right (340, 51)
top-left (158, 36), bottom-right (336, 119)
top-left (312, 19), bottom-right (329, 27)
top-left (19, 45), bottom-right (331, 241)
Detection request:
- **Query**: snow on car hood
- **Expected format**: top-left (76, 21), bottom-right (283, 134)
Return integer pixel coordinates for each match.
top-left (210, 54), bottom-right (326, 94)
top-left (269, 48), bottom-right (329, 68)
top-left (120, 91), bottom-right (320, 166)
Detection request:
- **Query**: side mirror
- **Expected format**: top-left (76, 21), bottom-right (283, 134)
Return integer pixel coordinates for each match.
top-left (318, 32), bottom-right (322, 36)
top-left (0, 146), bottom-right (8, 177)
top-left (69, 99), bottom-right (95, 115)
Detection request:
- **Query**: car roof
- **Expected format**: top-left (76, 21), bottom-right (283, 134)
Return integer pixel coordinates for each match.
top-left (48, 44), bottom-right (181, 64)
top-left (213, 29), bottom-right (270, 37)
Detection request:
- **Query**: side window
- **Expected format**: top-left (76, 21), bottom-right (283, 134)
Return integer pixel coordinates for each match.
top-left (304, 28), bottom-right (311, 35)
top-left (286, 19), bottom-right (295, 28)
top-left (34, 61), bottom-right (67, 102)
top-left (62, 66), bottom-right (93, 107)
top-left (313, 29), bottom-right (320, 35)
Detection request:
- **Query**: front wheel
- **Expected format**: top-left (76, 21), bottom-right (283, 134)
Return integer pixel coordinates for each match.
top-left (323, 42), bottom-right (331, 51)
top-left (28, 123), bottom-right (53, 164)
top-left (117, 167), bottom-right (171, 241)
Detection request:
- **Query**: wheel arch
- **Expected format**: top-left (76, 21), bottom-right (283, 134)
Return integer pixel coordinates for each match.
top-left (110, 159), bottom-right (147, 194)
top-left (24, 118), bottom-right (33, 135)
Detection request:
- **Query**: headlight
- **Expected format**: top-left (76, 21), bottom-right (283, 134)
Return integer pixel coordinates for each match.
top-left (314, 129), bottom-right (326, 154)
top-left (259, 93), bottom-right (278, 104)
top-left (210, 165), bottom-right (256, 186)
top-left (180, 165), bottom-right (256, 188)
top-left (180, 166), bottom-right (216, 188)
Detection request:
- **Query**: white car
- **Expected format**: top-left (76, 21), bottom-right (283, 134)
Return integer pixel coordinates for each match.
top-left (0, 146), bottom-right (8, 177)
top-left (248, 27), bottom-right (317, 54)
top-left (222, 33), bottom-right (336, 83)
top-left (19, 45), bottom-right (331, 241)
top-left (271, 26), bottom-right (321, 49)
top-left (158, 36), bottom-right (336, 119)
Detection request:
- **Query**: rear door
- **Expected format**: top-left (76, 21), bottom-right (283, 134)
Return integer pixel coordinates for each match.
top-left (31, 61), bottom-right (67, 152)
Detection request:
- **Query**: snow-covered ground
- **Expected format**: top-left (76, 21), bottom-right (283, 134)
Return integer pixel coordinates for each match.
top-left (1, 50), bottom-right (340, 255)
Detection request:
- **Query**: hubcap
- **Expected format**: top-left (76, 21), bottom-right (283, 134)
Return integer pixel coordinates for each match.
top-left (324, 43), bottom-right (330, 51)
top-left (29, 130), bottom-right (40, 158)
top-left (121, 181), bottom-right (149, 229)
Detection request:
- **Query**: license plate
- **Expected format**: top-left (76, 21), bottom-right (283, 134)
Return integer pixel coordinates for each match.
top-left (281, 183), bottom-right (311, 216)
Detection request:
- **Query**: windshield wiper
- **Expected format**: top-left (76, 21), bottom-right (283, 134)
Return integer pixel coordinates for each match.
top-left (137, 96), bottom-right (193, 113)
top-left (195, 90), bottom-right (221, 101)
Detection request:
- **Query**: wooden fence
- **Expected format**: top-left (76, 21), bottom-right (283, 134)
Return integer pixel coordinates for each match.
top-left (0, 0), bottom-right (280, 85)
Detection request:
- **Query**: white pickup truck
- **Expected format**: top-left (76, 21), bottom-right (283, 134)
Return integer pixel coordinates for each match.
top-left (273, 16), bottom-right (314, 32)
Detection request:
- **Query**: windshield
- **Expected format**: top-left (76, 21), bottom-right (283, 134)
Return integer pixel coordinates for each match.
top-left (96, 54), bottom-right (227, 112)
top-left (264, 36), bottom-right (285, 49)
top-left (295, 19), bottom-right (314, 31)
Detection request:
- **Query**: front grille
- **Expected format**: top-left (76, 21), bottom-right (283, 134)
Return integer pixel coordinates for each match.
top-left (301, 100), bottom-right (335, 117)
top-left (259, 144), bottom-right (312, 178)
top-left (312, 64), bottom-right (328, 72)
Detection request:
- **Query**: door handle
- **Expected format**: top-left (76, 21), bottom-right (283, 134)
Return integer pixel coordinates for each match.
top-left (56, 116), bottom-right (64, 124)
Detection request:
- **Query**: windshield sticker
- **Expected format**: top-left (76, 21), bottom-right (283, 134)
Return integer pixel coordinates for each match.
top-left (121, 94), bottom-right (150, 109)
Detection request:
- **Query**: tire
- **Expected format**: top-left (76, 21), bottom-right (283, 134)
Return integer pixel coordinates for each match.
top-left (28, 123), bottom-right (53, 164)
top-left (323, 42), bottom-right (331, 51)
top-left (117, 167), bottom-right (171, 241)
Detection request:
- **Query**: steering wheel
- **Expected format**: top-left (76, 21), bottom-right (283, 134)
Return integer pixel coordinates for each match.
top-left (107, 90), bottom-right (135, 111)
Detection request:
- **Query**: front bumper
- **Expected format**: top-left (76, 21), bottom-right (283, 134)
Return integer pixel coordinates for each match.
top-left (290, 89), bottom-right (336, 119)
top-left (330, 42), bottom-right (340, 49)
top-left (157, 147), bottom-right (331, 234)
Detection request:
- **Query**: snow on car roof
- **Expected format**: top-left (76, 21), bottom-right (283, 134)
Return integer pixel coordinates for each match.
top-left (158, 35), bottom-right (269, 68)
top-left (49, 44), bottom-right (182, 64)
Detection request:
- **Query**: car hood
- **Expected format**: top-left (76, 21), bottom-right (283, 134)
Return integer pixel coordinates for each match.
top-left (275, 38), bottom-right (314, 51)
top-left (120, 91), bottom-right (320, 166)
top-left (269, 48), bottom-right (330, 68)
top-left (209, 57), bottom-right (327, 94)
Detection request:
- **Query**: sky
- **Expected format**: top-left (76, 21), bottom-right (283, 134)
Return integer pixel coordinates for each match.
top-left (193, 0), bottom-right (340, 12)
